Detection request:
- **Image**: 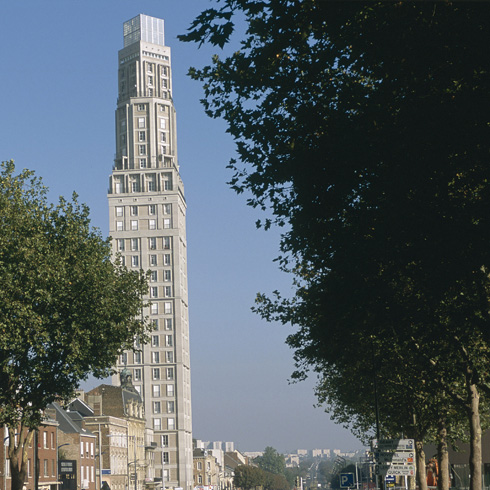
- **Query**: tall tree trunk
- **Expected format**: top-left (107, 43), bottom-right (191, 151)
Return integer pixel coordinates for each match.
top-left (416, 440), bottom-right (428, 490)
top-left (437, 419), bottom-right (450, 490)
top-left (7, 426), bottom-right (34, 490)
top-left (467, 381), bottom-right (482, 490)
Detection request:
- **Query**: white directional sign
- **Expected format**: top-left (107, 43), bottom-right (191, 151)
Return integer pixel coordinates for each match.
top-left (377, 452), bottom-right (415, 464)
top-left (382, 464), bottom-right (416, 476)
top-left (374, 439), bottom-right (415, 451)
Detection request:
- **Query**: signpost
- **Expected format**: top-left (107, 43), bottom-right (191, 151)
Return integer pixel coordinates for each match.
top-left (372, 439), bottom-right (417, 479)
top-left (340, 473), bottom-right (355, 488)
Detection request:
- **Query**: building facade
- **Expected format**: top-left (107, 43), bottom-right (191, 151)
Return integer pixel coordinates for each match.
top-left (108, 14), bottom-right (193, 490)
top-left (0, 420), bottom-right (59, 490)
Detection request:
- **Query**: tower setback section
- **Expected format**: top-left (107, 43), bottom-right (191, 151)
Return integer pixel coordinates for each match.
top-left (108, 14), bottom-right (193, 490)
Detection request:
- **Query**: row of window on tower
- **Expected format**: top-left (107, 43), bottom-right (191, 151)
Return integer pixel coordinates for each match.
top-left (116, 203), bottom-right (171, 217)
top-left (115, 218), bottom-right (172, 231)
top-left (117, 236), bottom-right (172, 252)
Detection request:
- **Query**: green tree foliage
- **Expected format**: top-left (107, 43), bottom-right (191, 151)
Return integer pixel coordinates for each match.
top-left (263, 472), bottom-right (290, 490)
top-left (234, 465), bottom-right (265, 490)
top-left (254, 446), bottom-right (286, 475)
top-left (181, 3), bottom-right (490, 490)
top-left (0, 161), bottom-right (149, 490)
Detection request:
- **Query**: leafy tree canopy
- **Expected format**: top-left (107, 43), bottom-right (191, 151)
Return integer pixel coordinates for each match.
top-left (181, 0), bottom-right (490, 433)
top-left (254, 446), bottom-right (286, 475)
top-left (0, 161), bottom-right (149, 431)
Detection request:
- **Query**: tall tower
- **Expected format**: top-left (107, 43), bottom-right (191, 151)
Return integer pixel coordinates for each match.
top-left (108, 14), bottom-right (193, 490)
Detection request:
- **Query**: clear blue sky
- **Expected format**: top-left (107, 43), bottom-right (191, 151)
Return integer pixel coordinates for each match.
top-left (0, 0), bottom-right (363, 454)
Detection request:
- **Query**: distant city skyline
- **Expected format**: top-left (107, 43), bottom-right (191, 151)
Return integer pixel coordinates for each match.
top-left (0, 0), bottom-right (364, 454)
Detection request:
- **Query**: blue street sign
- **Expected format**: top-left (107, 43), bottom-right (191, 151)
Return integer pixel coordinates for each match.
top-left (340, 473), bottom-right (355, 488)
top-left (385, 476), bottom-right (396, 484)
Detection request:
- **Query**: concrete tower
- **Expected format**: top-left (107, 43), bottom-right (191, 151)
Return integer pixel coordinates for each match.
top-left (108, 14), bottom-right (193, 490)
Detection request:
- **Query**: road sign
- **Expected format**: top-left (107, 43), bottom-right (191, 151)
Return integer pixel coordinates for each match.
top-left (379, 464), bottom-right (415, 476)
top-left (377, 452), bottom-right (415, 464)
top-left (374, 439), bottom-right (415, 451)
top-left (340, 473), bottom-right (355, 488)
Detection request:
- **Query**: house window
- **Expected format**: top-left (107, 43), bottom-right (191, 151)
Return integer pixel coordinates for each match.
top-left (149, 204), bottom-right (156, 215)
top-left (138, 104), bottom-right (145, 111)
top-left (153, 418), bottom-right (161, 430)
top-left (167, 418), bottom-right (175, 430)
top-left (166, 385), bottom-right (174, 396)
top-left (163, 452), bottom-right (169, 464)
top-left (160, 132), bottom-right (166, 143)
top-left (149, 219), bottom-right (156, 230)
top-left (166, 368), bottom-right (174, 380)
top-left (164, 302), bottom-right (172, 314)
top-left (151, 303), bottom-right (158, 315)
top-left (150, 255), bottom-right (157, 266)
top-left (149, 235), bottom-right (157, 249)
top-left (130, 205), bottom-right (138, 216)
top-left (43, 432), bottom-right (48, 448)
top-left (153, 402), bottom-right (161, 414)
top-left (163, 204), bottom-right (171, 215)
top-left (163, 218), bottom-right (171, 229)
top-left (164, 318), bottom-right (172, 330)
top-left (163, 254), bottom-right (171, 265)
top-left (134, 368), bottom-right (142, 381)
top-left (139, 145), bottom-right (146, 155)
top-left (150, 287), bottom-right (158, 298)
top-left (138, 117), bottom-right (145, 128)
top-left (198, 476), bottom-right (203, 485)
top-left (116, 221), bottom-right (123, 231)
top-left (131, 238), bottom-right (139, 251)
top-left (134, 351), bottom-right (141, 364)
top-left (132, 181), bottom-right (140, 192)
top-left (131, 220), bottom-right (138, 231)
top-left (152, 368), bottom-right (160, 380)
top-left (150, 270), bottom-right (158, 282)
top-left (148, 181), bottom-right (156, 192)
top-left (165, 351), bottom-right (174, 363)
top-left (131, 256), bottom-right (139, 267)
top-left (167, 401), bottom-right (175, 413)
top-left (116, 206), bottom-right (123, 217)
top-left (153, 385), bottom-right (161, 397)
top-left (152, 319), bottom-right (159, 330)
top-left (140, 158), bottom-right (147, 169)
top-left (139, 131), bottom-right (146, 142)
top-left (164, 286), bottom-right (172, 298)
top-left (197, 462), bottom-right (202, 471)
top-left (44, 459), bottom-right (48, 477)
top-left (152, 351), bottom-right (160, 363)
top-left (117, 239), bottom-right (125, 251)
top-left (165, 335), bottom-right (173, 347)
top-left (161, 435), bottom-right (168, 447)
top-left (163, 237), bottom-right (170, 249)
top-left (160, 118), bottom-right (166, 130)
top-left (164, 270), bottom-right (171, 282)
top-left (152, 335), bottom-right (159, 347)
